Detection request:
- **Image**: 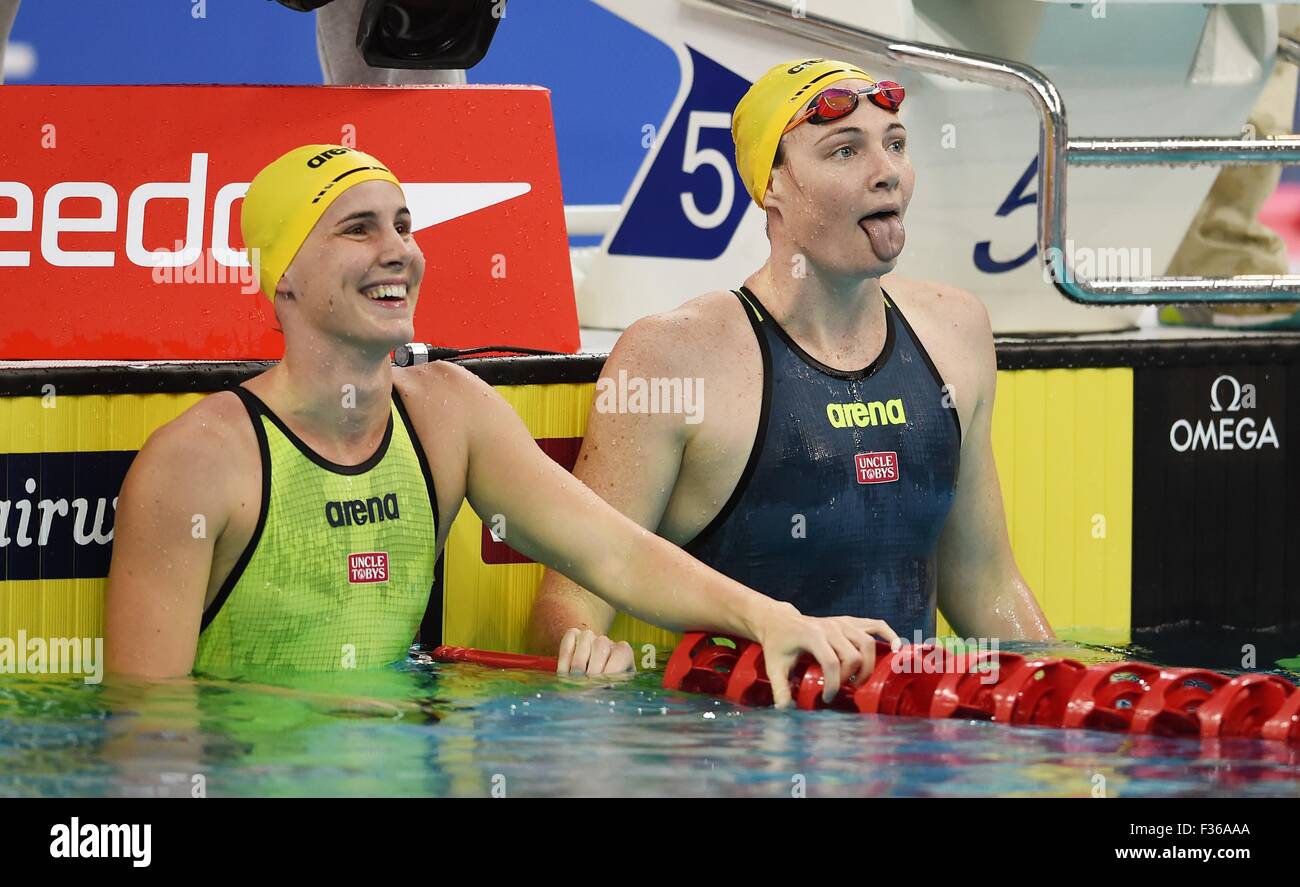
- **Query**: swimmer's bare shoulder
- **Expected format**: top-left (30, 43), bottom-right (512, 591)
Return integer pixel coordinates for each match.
top-left (883, 275), bottom-right (995, 427)
top-left (106, 390), bottom-right (259, 678)
top-left (572, 288), bottom-right (756, 520)
top-left (611, 288), bottom-right (756, 383)
top-left (397, 356), bottom-right (591, 518)
top-left (885, 274), bottom-right (991, 341)
top-left (391, 361), bottom-right (473, 547)
top-left (572, 289), bottom-right (755, 474)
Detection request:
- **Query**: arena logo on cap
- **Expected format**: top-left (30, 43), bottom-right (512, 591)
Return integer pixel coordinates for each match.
top-left (306, 147), bottom-right (351, 168)
top-left (786, 59), bottom-right (827, 74)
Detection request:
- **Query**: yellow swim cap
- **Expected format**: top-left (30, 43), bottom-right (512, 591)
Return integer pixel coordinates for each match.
top-left (732, 58), bottom-right (875, 208)
top-left (241, 144), bottom-right (403, 300)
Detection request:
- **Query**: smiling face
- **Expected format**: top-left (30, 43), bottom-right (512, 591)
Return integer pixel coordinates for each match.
top-left (765, 78), bottom-right (914, 279)
top-left (274, 180), bottom-right (425, 352)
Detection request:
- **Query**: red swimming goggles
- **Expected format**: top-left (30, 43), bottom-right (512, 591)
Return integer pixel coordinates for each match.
top-left (781, 81), bottom-right (906, 135)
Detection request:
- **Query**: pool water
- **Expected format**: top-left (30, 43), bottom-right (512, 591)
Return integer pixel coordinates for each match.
top-left (1, 639), bottom-right (1297, 798)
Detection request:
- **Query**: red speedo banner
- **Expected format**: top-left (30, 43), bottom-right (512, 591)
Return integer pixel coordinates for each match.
top-left (0, 85), bottom-right (578, 359)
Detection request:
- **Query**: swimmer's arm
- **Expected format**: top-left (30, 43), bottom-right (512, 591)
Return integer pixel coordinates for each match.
top-left (451, 365), bottom-right (896, 704)
top-left (447, 361), bottom-right (894, 702)
top-left (457, 365), bottom-right (750, 634)
top-left (106, 419), bottom-right (226, 679)
top-left (935, 298), bottom-right (1054, 642)
top-left (526, 319), bottom-right (690, 656)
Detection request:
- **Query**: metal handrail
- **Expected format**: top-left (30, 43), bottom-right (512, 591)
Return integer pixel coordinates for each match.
top-left (1069, 137), bottom-right (1300, 167)
top-left (698, 0), bottom-right (1300, 305)
top-left (1278, 33), bottom-right (1300, 67)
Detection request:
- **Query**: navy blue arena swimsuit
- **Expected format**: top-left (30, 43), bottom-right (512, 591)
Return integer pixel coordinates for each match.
top-left (684, 286), bottom-right (962, 639)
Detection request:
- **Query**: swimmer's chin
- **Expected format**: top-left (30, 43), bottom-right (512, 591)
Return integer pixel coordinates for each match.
top-left (342, 323), bottom-right (416, 355)
top-left (857, 252), bottom-right (902, 278)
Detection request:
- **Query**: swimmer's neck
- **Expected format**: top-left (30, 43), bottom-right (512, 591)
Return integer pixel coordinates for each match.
top-left (746, 255), bottom-right (887, 358)
top-left (248, 334), bottom-right (395, 453)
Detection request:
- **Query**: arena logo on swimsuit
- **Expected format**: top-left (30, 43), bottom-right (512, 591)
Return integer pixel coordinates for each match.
top-left (826, 399), bottom-right (907, 429)
top-left (324, 493), bottom-right (400, 528)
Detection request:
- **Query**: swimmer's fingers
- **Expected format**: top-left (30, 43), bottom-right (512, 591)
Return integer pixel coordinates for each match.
top-left (857, 617), bottom-right (901, 650)
top-left (764, 631), bottom-right (839, 709)
top-left (763, 646), bottom-right (797, 709)
top-left (555, 627), bottom-right (580, 675)
top-left (805, 635), bottom-right (842, 707)
top-left (587, 634), bottom-right (614, 675)
top-left (569, 629), bottom-right (596, 675)
top-left (822, 630), bottom-right (864, 702)
top-left (842, 624), bottom-right (879, 686)
top-left (556, 630), bottom-right (632, 676)
top-left (606, 640), bottom-right (636, 675)
top-left (586, 636), bottom-right (635, 675)
top-left (830, 616), bottom-right (897, 685)
top-left (755, 605), bottom-right (840, 707)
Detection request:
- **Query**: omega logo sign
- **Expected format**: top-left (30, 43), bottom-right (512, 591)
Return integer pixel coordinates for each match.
top-left (1169, 374), bottom-right (1280, 453)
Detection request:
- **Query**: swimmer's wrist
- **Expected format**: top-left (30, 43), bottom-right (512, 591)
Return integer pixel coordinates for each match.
top-left (733, 593), bottom-right (793, 643)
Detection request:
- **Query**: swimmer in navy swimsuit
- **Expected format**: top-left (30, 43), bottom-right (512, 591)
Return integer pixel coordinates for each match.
top-left (529, 59), bottom-right (1054, 675)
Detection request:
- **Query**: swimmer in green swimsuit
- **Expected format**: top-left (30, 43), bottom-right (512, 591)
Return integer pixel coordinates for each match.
top-left (105, 144), bottom-right (897, 707)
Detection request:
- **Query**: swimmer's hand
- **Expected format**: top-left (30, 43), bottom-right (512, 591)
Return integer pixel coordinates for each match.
top-left (555, 628), bottom-right (636, 676)
top-left (754, 604), bottom-right (902, 708)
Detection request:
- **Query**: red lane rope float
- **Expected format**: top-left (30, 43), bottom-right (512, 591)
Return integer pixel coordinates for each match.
top-left (990, 657), bottom-right (1089, 727)
top-left (1062, 662), bottom-right (1162, 732)
top-left (662, 633), bottom-right (746, 697)
top-left (930, 650), bottom-right (1026, 720)
top-left (1130, 668), bottom-right (1230, 738)
top-left (797, 664), bottom-right (861, 711)
top-left (854, 644), bottom-right (954, 716)
top-left (1262, 685), bottom-right (1300, 742)
top-left (795, 641), bottom-right (893, 711)
top-left (1198, 673), bottom-right (1297, 739)
top-left (430, 645), bottom-right (558, 672)
top-left (724, 641), bottom-right (783, 706)
top-left (661, 632), bottom-right (1300, 744)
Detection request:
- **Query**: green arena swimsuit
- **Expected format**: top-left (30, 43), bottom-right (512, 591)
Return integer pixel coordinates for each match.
top-left (193, 385), bottom-right (438, 676)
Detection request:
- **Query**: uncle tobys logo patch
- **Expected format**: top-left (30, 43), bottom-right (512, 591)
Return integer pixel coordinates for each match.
top-left (854, 451), bottom-right (899, 484)
top-left (348, 551), bottom-right (389, 583)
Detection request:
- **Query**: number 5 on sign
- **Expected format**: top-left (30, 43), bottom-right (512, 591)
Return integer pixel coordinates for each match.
top-left (607, 48), bottom-right (751, 261)
top-left (679, 111), bottom-right (735, 229)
